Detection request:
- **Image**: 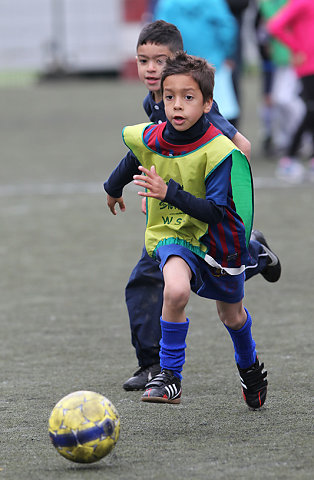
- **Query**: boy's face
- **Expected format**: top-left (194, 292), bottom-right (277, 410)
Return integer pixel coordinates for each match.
top-left (163, 74), bottom-right (212, 131)
top-left (136, 42), bottom-right (173, 101)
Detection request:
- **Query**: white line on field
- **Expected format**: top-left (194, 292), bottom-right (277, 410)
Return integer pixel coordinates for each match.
top-left (0, 183), bottom-right (102, 196)
top-left (0, 177), bottom-right (303, 197)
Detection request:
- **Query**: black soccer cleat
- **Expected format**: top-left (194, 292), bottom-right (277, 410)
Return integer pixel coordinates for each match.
top-left (237, 358), bottom-right (268, 409)
top-left (250, 229), bottom-right (281, 282)
top-left (141, 369), bottom-right (182, 404)
top-left (123, 364), bottom-right (161, 391)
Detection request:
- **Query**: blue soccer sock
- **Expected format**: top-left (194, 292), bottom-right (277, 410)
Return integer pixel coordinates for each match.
top-left (159, 317), bottom-right (189, 380)
top-left (224, 308), bottom-right (257, 369)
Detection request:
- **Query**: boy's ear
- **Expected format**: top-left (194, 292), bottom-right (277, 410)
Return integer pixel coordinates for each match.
top-left (203, 99), bottom-right (213, 114)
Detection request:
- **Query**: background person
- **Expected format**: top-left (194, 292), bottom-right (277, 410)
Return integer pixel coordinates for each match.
top-left (120, 20), bottom-right (280, 392)
top-left (267, 0), bottom-right (314, 183)
top-left (154, 0), bottom-right (240, 126)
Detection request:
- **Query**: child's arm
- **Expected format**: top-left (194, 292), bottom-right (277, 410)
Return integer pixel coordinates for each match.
top-left (106, 195), bottom-right (125, 216)
top-left (104, 150), bottom-right (140, 215)
top-left (208, 101), bottom-right (251, 161)
top-left (231, 131), bottom-right (251, 161)
top-left (267, 1), bottom-right (303, 54)
top-left (133, 160), bottom-right (230, 225)
top-left (134, 165), bottom-right (168, 200)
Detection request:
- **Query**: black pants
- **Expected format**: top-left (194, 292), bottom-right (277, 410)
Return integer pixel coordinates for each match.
top-left (288, 74), bottom-right (314, 157)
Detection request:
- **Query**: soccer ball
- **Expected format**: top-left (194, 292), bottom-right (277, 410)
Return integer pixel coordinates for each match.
top-left (48, 390), bottom-right (120, 463)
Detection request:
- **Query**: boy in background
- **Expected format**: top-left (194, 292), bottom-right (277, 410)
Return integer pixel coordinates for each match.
top-left (118, 20), bottom-right (280, 391)
top-left (104, 51), bottom-right (268, 409)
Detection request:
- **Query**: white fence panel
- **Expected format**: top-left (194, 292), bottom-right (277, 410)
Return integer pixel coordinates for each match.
top-left (0, 0), bottom-right (142, 73)
top-left (0, 0), bottom-right (52, 70)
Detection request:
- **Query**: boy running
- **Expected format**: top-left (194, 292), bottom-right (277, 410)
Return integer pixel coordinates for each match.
top-left (104, 51), bottom-right (268, 409)
top-left (119, 20), bottom-right (280, 392)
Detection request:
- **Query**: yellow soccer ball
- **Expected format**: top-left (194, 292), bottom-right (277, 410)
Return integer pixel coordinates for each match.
top-left (48, 390), bottom-right (120, 463)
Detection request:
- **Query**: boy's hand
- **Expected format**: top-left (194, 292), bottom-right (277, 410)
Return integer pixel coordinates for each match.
top-left (106, 194), bottom-right (125, 215)
top-left (133, 165), bottom-right (167, 200)
top-left (141, 197), bottom-right (147, 215)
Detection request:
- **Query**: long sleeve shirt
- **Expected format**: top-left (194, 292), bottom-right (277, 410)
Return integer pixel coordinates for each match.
top-left (104, 115), bottom-right (230, 226)
top-left (105, 115), bottom-right (252, 271)
top-left (267, 0), bottom-right (314, 78)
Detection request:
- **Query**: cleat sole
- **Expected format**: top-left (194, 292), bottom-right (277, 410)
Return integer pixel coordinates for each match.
top-left (141, 396), bottom-right (181, 404)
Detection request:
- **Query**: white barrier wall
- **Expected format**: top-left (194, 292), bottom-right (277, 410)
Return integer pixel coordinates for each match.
top-left (0, 0), bottom-right (52, 70)
top-left (0, 0), bottom-right (142, 73)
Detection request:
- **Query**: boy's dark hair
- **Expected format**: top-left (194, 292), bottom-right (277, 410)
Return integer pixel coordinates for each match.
top-left (161, 51), bottom-right (215, 102)
top-left (137, 20), bottom-right (183, 54)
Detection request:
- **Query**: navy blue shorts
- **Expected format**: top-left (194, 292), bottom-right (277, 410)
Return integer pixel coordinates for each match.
top-left (156, 244), bottom-right (244, 303)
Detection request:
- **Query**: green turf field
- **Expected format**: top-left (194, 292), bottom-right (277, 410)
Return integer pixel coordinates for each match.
top-left (1, 75), bottom-right (313, 480)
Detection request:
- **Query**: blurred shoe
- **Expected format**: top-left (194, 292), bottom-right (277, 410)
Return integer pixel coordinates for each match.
top-left (237, 358), bottom-right (268, 410)
top-left (308, 158), bottom-right (314, 183)
top-left (141, 369), bottom-right (181, 404)
top-left (250, 229), bottom-right (281, 282)
top-left (262, 134), bottom-right (274, 157)
top-left (123, 364), bottom-right (161, 391)
top-left (298, 131), bottom-right (313, 158)
top-left (276, 157), bottom-right (305, 184)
